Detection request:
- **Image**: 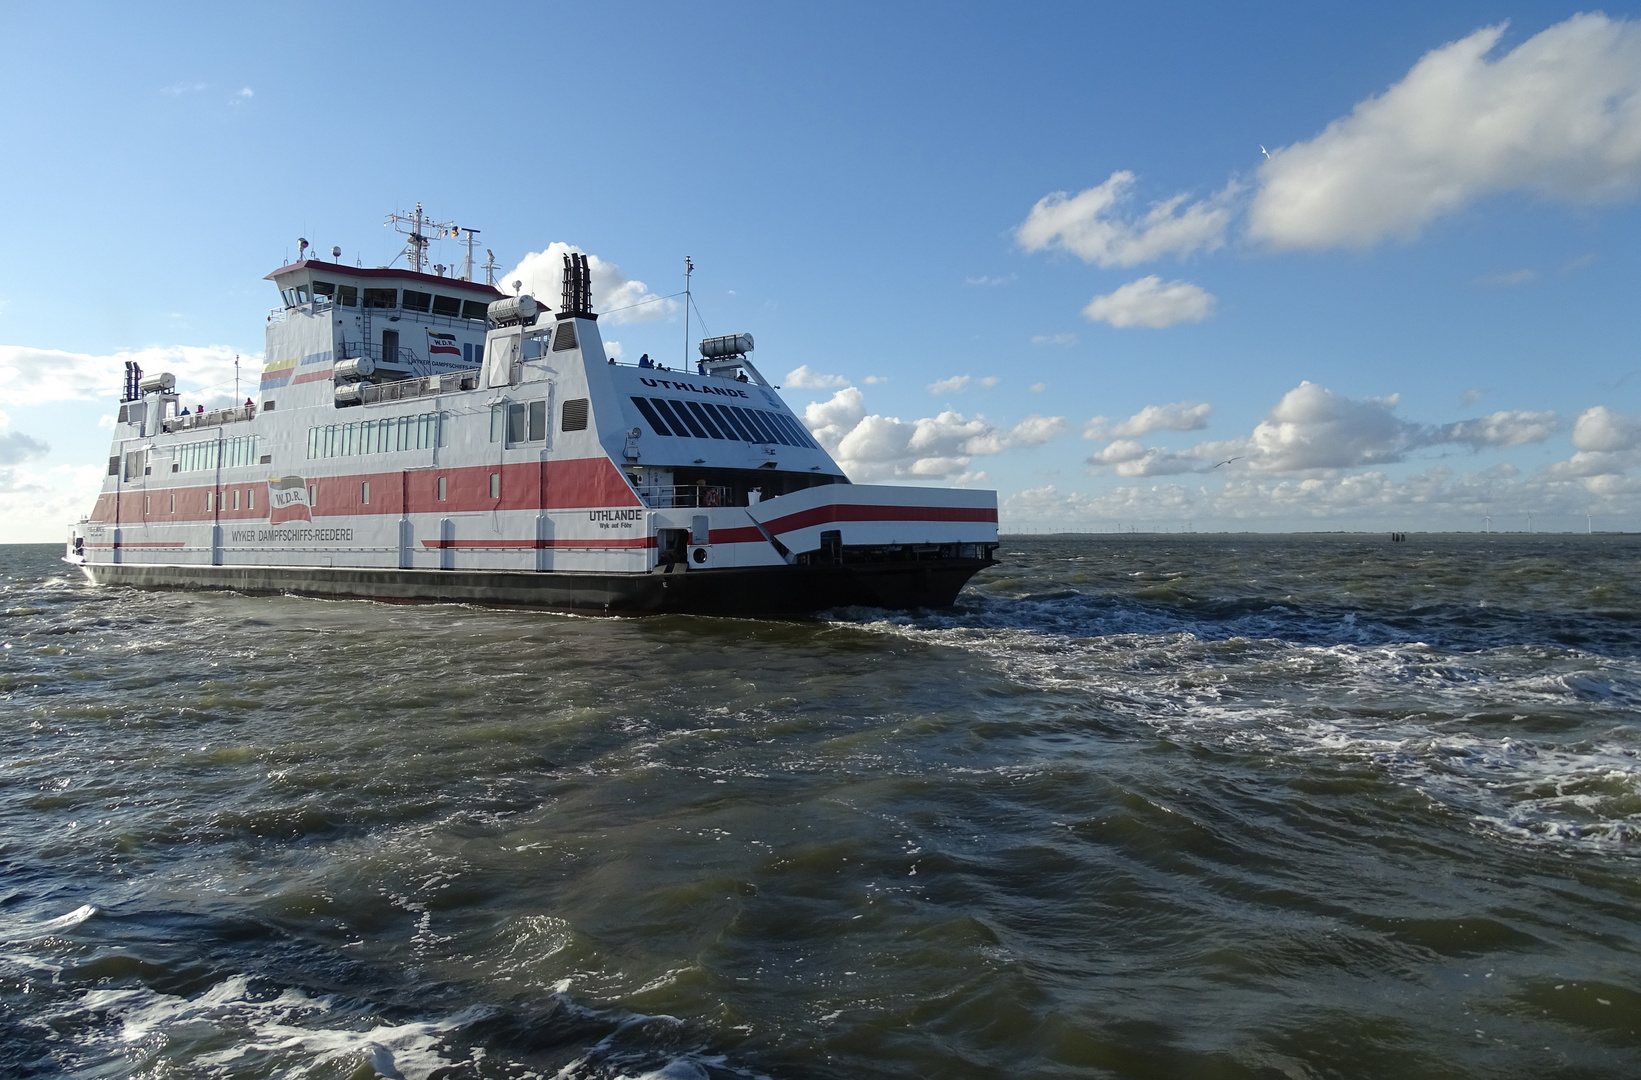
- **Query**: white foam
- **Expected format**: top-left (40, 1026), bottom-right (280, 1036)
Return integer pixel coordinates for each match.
top-left (0, 902), bottom-right (97, 942)
top-left (56, 975), bottom-right (494, 1079)
top-left (841, 608), bottom-right (1641, 855)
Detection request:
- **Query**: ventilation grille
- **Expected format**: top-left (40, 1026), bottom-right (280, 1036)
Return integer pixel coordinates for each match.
top-left (561, 397), bottom-right (590, 431)
top-left (551, 322), bottom-right (578, 351)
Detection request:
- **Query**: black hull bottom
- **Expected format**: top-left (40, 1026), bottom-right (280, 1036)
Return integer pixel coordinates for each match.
top-left (77, 558), bottom-right (990, 615)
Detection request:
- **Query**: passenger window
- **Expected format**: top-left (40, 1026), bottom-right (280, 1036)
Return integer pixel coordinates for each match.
top-left (508, 402), bottom-right (527, 443)
top-left (528, 400), bottom-right (547, 441)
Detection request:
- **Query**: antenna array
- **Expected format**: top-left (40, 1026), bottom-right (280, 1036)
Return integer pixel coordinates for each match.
top-left (384, 203), bottom-right (479, 278)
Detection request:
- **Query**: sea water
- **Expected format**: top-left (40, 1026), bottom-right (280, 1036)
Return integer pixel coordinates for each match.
top-left (2, 534), bottom-right (1637, 1078)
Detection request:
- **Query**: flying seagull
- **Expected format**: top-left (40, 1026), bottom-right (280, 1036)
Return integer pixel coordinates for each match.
top-left (1212, 456), bottom-right (1242, 469)
top-left (1259, 145), bottom-right (1271, 159)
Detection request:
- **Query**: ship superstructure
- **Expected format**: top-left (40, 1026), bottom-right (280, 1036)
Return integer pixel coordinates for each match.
top-left (68, 221), bottom-right (998, 614)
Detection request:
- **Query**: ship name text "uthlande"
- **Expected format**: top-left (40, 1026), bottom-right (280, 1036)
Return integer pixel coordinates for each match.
top-left (638, 378), bottom-right (751, 399)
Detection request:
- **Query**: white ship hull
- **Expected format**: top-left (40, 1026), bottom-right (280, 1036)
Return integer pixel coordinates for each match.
top-left (70, 246), bottom-right (998, 614)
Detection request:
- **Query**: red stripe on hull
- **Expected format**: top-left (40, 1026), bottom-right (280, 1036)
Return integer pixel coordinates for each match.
top-left (421, 536), bottom-right (656, 550)
top-left (761, 503), bottom-right (997, 535)
top-left (81, 457), bottom-right (643, 526)
top-left (83, 541), bottom-right (187, 549)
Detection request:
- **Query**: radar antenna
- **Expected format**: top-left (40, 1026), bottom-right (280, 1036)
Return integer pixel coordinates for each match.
top-left (384, 203), bottom-right (457, 274)
top-left (458, 227), bottom-right (481, 281)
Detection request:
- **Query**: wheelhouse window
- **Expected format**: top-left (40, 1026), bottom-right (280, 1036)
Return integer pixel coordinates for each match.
top-left (336, 284), bottom-right (358, 307)
top-left (461, 300), bottom-right (490, 320)
top-left (507, 400), bottom-right (548, 444)
top-left (363, 288), bottom-right (397, 308)
top-left (431, 294), bottom-right (462, 317)
top-left (401, 290), bottom-right (432, 313)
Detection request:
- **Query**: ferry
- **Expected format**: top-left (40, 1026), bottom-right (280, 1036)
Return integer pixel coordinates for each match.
top-left (66, 214), bottom-right (999, 614)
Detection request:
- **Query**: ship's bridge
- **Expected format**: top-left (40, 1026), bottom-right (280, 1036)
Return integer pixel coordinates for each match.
top-left (264, 259), bottom-right (501, 321)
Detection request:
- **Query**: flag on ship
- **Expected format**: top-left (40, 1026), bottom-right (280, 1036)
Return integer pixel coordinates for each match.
top-left (428, 331), bottom-right (461, 358)
top-left (267, 476), bottom-right (312, 524)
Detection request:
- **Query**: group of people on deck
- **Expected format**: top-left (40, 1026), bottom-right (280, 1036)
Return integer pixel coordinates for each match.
top-left (607, 353), bottom-right (671, 371)
top-left (178, 398), bottom-right (255, 417)
top-left (605, 353), bottom-right (746, 381)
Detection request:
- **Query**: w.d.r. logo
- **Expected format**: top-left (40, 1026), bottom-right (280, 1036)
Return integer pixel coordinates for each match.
top-left (267, 476), bottom-right (312, 523)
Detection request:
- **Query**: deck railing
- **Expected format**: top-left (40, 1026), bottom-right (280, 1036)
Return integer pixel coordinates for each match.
top-left (636, 485), bottom-right (736, 509)
top-left (360, 371), bottom-right (479, 404)
top-left (161, 403), bottom-right (255, 434)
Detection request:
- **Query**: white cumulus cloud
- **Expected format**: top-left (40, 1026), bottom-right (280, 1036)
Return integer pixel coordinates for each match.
top-left (1085, 401), bottom-right (1212, 440)
top-left (784, 365), bottom-right (850, 389)
top-left (1549, 405), bottom-right (1641, 491)
top-left (1086, 439), bottom-right (1199, 477)
top-left (1084, 386), bottom-right (1561, 480)
top-left (927, 374), bottom-right (971, 395)
top-left (1249, 14), bottom-right (1641, 250)
top-left (1571, 405), bottom-right (1640, 452)
top-left (0, 344), bottom-right (245, 407)
top-left (1010, 415), bottom-right (1068, 446)
top-left (1083, 276), bottom-right (1215, 329)
top-left (801, 388), bottom-right (1050, 482)
top-left (1003, 459), bottom-right (1638, 532)
top-left (1235, 381), bottom-right (1421, 472)
top-left (502, 243), bottom-right (676, 324)
top-left (1017, 171), bottom-right (1238, 267)
top-left (1443, 409), bottom-right (1560, 448)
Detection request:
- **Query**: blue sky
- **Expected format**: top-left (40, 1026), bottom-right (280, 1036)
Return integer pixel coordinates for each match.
top-left (3, 1), bottom-right (1640, 539)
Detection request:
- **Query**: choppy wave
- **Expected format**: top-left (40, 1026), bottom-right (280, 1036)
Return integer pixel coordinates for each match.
top-left (5, 536), bottom-right (1641, 1078)
top-left (838, 579), bottom-right (1641, 854)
